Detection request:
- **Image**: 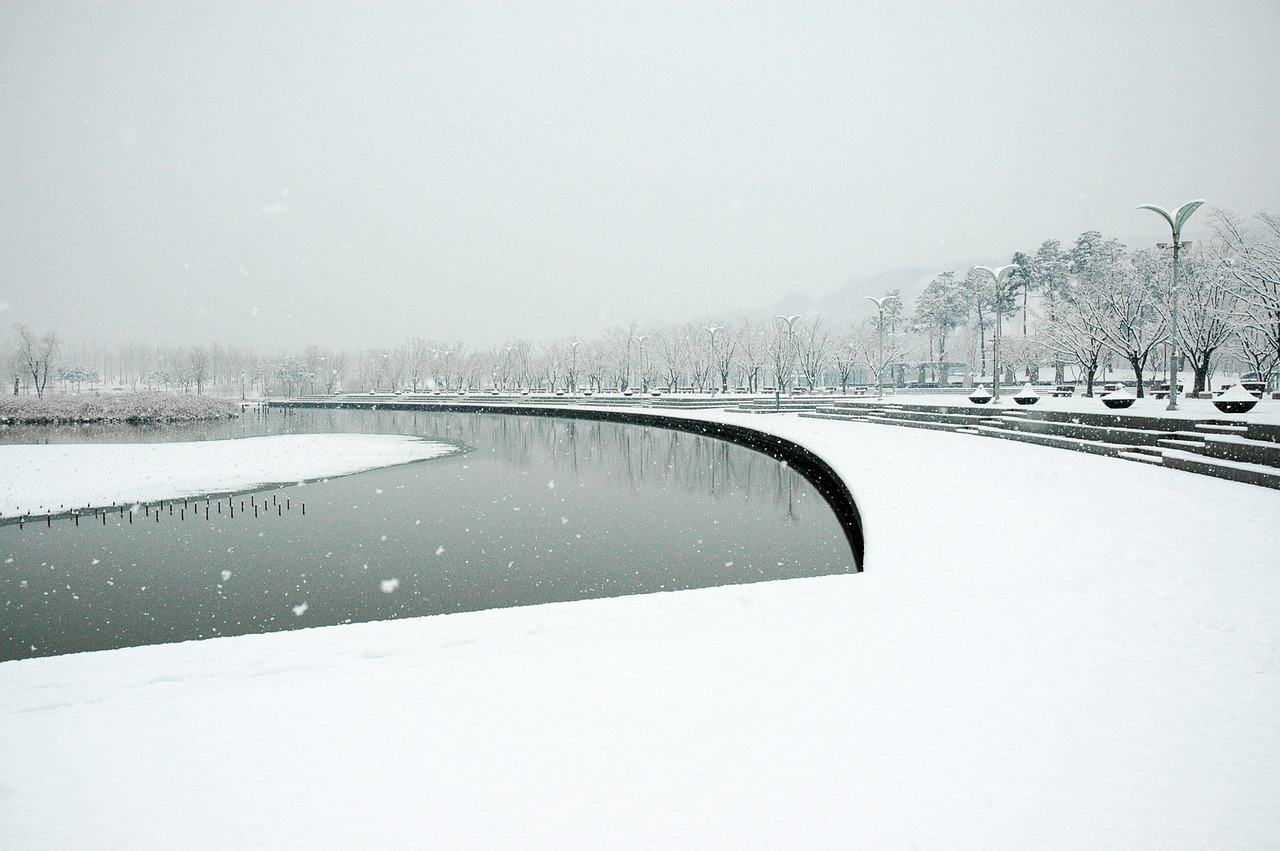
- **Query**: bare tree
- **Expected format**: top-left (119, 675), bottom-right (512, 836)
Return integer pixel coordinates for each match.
top-left (14, 324), bottom-right (60, 398)
top-left (1213, 209), bottom-right (1280, 390)
top-left (1149, 249), bottom-right (1237, 395)
top-left (736, 319), bottom-right (766, 392)
top-left (795, 316), bottom-right (833, 390)
top-left (187, 346), bottom-right (211, 394)
top-left (1094, 250), bottom-right (1166, 396)
top-left (652, 326), bottom-right (692, 391)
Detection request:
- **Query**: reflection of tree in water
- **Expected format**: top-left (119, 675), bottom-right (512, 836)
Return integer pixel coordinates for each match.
top-left (296, 409), bottom-right (815, 524)
top-left (12, 407), bottom-right (816, 526)
top-left (393, 412), bottom-right (814, 525)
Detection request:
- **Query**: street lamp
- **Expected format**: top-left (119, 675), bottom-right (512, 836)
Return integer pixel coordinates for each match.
top-left (972, 265), bottom-right (1016, 402)
top-left (775, 315), bottom-right (801, 404)
top-left (501, 346), bottom-right (516, 391)
top-left (703, 325), bottom-right (723, 393)
top-left (864, 296), bottom-right (898, 399)
top-left (1138, 199), bottom-right (1205, 411)
top-left (631, 334), bottom-right (650, 392)
top-left (567, 341), bottom-right (581, 394)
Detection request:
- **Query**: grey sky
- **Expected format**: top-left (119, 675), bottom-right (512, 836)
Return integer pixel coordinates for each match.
top-left (2, 0), bottom-right (1278, 350)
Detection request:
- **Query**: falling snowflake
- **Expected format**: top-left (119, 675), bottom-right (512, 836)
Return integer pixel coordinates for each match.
top-left (435, 546), bottom-right (445, 556)
top-left (380, 578), bottom-right (400, 593)
top-left (547, 479), bottom-right (556, 490)
top-left (292, 602), bottom-right (308, 616)
top-left (221, 570), bottom-right (232, 581)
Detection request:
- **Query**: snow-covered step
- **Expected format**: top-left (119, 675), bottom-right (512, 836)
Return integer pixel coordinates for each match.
top-left (1159, 449), bottom-right (1280, 489)
top-left (1117, 450), bottom-right (1164, 465)
top-left (1157, 437), bottom-right (1207, 452)
top-left (797, 411), bottom-right (870, 423)
top-left (1193, 422), bottom-right (1249, 434)
top-left (974, 425), bottom-right (1130, 458)
top-left (865, 415), bottom-right (975, 435)
top-left (1200, 434), bottom-right (1280, 467)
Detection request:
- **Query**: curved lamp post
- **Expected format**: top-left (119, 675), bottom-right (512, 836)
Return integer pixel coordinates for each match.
top-left (703, 325), bottom-right (723, 393)
top-left (864, 296), bottom-right (898, 399)
top-left (973, 265), bottom-right (1016, 402)
top-left (567, 340), bottom-right (581, 393)
top-left (775, 315), bottom-right (801, 406)
top-left (1137, 199), bottom-right (1205, 411)
top-left (631, 334), bottom-right (650, 392)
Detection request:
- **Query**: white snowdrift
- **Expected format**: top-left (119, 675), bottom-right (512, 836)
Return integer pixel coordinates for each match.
top-left (0, 434), bottom-right (458, 518)
top-left (1, 411), bottom-right (1278, 848)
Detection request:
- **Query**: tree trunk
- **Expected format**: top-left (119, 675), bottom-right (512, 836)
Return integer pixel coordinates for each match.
top-left (1190, 351), bottom-right (1212, 395)
top-left (1127, 354), bottom-right (1145, 397)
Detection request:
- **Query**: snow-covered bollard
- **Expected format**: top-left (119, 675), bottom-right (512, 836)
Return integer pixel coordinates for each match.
top-left (1101, 386), bottom-right (1136, 409)
top-left (1213, 383), bottom-right (1260, 414)
top-left (1012, 383), bottom-right (1041, 405)
top-left (968, 387), bottom-right (992, 404)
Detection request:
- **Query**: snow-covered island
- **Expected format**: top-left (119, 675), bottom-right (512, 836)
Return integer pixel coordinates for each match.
top-left (1, 410), bottom-right (1278, 848)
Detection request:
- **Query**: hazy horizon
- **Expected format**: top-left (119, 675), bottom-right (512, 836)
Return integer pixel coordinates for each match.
top-left (3, 1), bottom-right (1278, 350)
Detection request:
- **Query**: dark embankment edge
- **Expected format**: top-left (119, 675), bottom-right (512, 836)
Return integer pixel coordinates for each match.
top-left (271, 399), bottom-right (864, 572)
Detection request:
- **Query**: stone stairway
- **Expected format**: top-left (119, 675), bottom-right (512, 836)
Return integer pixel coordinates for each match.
top-left (798, 402), bottom-right (1280, 490)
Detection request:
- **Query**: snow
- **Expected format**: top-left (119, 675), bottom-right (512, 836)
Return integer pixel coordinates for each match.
top-left (0, 434), bottom-right (458, 518)
top-left (2, 410), bottom-right (1279, 847)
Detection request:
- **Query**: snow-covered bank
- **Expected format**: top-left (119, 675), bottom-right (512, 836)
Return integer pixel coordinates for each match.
top-left (2, 411), bottom-right (1278, 848)
top-left (0, 434), bottom-right (458, 518)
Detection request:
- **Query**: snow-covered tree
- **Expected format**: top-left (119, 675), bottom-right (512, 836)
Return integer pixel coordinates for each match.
top-left (13, 324), bottom-right (60, 398)
top-left (912, 271), bottom-right (968, 384)
top-left (1212, 209), bottom-right (1280, 390)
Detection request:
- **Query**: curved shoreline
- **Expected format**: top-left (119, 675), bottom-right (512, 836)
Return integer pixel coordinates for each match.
top-left (271, 398), bottom-right (865, 571)
top-left (0, 434), bottom-right (461, 522)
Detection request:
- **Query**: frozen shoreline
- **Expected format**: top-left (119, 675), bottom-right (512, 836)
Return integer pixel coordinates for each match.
top-left (2, 410), bottom-right (1278, 847)
top-left (0, 433), bottom-right (458, 518)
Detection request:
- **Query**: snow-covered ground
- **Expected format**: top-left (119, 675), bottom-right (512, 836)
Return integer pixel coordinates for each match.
top-left (0, 434), bottom-right (458, 518)
top-left (2, 412), bottom-right (1278, 848)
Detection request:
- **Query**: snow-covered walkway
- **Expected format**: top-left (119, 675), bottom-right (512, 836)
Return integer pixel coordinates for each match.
top-left (1, 412), bottom-right (1277, 848)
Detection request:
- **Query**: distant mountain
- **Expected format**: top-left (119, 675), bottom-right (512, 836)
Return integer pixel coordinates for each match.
top-left (770, 267), bottom-right (935, 327)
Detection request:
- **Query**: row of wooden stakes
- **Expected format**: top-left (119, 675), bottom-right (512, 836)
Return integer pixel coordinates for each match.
top-left (7, 493), bottom-right (307, 530)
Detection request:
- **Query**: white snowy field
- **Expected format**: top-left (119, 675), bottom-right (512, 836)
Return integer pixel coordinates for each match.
top-left (0, 433), bottom-right (458, 518)
top-left (2, 412), bottom-right (1279, 849)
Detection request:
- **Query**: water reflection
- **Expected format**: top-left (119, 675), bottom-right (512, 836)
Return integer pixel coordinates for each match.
top-left (1, 410), bottom-right (854, 661)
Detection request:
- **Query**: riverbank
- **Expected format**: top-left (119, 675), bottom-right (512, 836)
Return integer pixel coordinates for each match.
top-left (2, 408), bottom-right (1278, 847)
top-left (0, 433), bottom-right (458, 518)
top-left (0, 391), bottom-right (242, 425)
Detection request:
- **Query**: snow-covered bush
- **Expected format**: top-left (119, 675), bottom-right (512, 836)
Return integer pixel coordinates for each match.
top-left (0, 392), bottom-right (241, 424)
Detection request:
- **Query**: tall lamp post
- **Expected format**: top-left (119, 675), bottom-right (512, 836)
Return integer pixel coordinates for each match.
top-left (702, 325), bottom-right (723, 393)
top-left (775, 314), bottom-right (801, 408)
top-left (567, 340), bottom-right (581, 393)
top-left (973, 265), bottom-right (1016, 402)
top-left (631, 334), bottom-right (650, 392)
top-left (1137, 199), bottom-right (1205, 411)
top-left (864, 296), bottom-right (897, 399)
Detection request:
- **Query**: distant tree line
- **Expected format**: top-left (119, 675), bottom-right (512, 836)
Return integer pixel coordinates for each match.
top-left (5, 208), bottom-right (1278, 399)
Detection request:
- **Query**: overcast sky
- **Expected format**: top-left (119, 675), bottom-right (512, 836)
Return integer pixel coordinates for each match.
top-left (2, 0), bottom-right (1278, 350)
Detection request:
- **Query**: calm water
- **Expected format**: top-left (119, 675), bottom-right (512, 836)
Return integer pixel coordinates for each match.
top-left (1, 409), bottom-right (855, 661)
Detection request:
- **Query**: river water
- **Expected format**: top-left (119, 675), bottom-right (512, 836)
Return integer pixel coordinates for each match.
top-left (1, 408), bottom-right (855, 661)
